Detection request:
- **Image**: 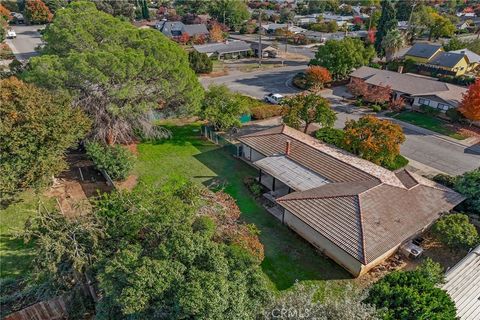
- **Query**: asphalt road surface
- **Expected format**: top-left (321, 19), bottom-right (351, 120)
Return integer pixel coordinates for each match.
top-left (6, 24), bottom-right (44, 61)
top-left (203, 69), bottom-right (480, 176)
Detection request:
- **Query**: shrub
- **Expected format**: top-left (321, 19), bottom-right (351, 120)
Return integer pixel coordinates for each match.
top-left (370, 104), bottom-right (382, 112)
top-left (85, 142), bottom-right (135, 181)
top-left (383, 154), bottom-right (409, 170)
top-left (315, 127), bottom-right (345, 147)
top-left (455, 168), bottom-right (480, 216)
top-left (445, 108), bottom-right (464, 123)
top-left (366, 259), bottom-right (456, 320)
top-left (432, 173), bottom-right (456, 188)
top-left (431, 213), bottom-right (479, 249)
top-left (250, 104), bottom-right (284, 120)
top-left (188, 51), bottom-right (213, 74)
top-left (193, 216), bottom-right (216, 239)
top-left (243, 176), bottom-right (263, 197)
top-left (419, 104), bottom-right (440, 116)
top-left (292, 72), bottom-right (308, 90)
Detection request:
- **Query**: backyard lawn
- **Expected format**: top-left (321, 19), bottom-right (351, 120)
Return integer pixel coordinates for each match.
top-left (0, 192), bottom-right (52, 279)
top-left (392, 111), bottom-right (466, 140)
top-left (136, 123), bottom-right (354, 292)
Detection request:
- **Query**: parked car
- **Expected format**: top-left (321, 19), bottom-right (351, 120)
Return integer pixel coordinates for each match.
top-left (264, 93), bottom-right (284, 104)
top-left (7, 30), bottom-right (16, 39)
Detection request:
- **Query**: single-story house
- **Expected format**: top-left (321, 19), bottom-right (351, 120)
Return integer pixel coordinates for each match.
top-left (350, 66), bottom-right (467, 110)
top-left (443, 245), bottom-right (480, 320)
top-left (155, 21), bottom-right (209, 39)
top-left (262, 23), bottom-right (307, 34)
top-left (248, 42), bottom-right (278, 58)
top-left (193, 40), bottom-right (252, 59)
top-left (304, 30), bottom-right (367, 42)
top-left (293, 15), bottom-right (318, 25)
top-left (237, 125), bottom-right (463, 277)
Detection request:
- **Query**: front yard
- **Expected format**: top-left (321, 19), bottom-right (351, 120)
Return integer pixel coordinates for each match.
top-left (136, 123), bottom-right (354, 292)
top-left (391, 111), bottom-right (466, 140)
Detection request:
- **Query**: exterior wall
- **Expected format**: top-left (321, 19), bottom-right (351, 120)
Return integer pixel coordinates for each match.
top-left (426, 57), bottom-right (469, 76)
top-left (412, 96), bottom-right (454, 111)
top-left (241, 144), bottom-right (265, 162)
top-left (283, 210), bottom-right (365, 277)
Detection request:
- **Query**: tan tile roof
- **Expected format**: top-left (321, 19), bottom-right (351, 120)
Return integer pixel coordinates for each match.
top-left (278, 174), bottom-right (464, 264)
top-left (240, 125), bottom-right (465, 265)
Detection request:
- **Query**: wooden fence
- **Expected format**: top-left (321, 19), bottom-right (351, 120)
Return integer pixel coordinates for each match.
top-left (3, 295), bottom-right (69, 320)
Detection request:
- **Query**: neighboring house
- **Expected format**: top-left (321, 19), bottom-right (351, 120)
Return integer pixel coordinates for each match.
top-left (155, 21), bottom-right (209, 39)
top-left (443, 245), bottom-right (480, 320)
top-left (404, 43), bottom-right (444, 63)
top-left (350, 66), bottom-right (467, 110)
top-left (450, 48), bottom-right (480, 72)
top-left (304, 30), bottom-right (367, 42)
top-left (237, 125), bottom-right (463, 277)
top-left (404, 43), bottom-right (477, 76)
top-left (249, 42), bottom-right (278, 58)
top-left (293, 15), bottom-right (318, 25)
top-left (193, 40), bottom-right (252, 59)
top-left (263, 23), bottom-right (307, 34)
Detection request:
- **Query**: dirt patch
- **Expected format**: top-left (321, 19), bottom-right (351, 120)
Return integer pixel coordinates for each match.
top-left (124, 142), bottom-right (139, 155)
top-left (45, 151), bottom-right (113, 217)
top-left (114, 175), bottom-right (138, 191)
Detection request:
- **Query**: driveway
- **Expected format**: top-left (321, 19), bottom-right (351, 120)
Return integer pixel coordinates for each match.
top-left (6, 24), bottom-right (45, 61)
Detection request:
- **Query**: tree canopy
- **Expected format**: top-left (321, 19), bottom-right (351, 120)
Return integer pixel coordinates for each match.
top-left (0, 77), bottom-right (90, 202)
top-left (375, 0), bottom-right (397, 56)
top-left (21, 180), bottom-right (270, 319)
top-left (201, 84), bottom-right (249, 131)
top-left (366, 259), bottom-right (456, 320)
top-left (23, 1), bottom-right (203, 145)
top-left (455, 167), bottom-right (480, 216)
top-left (310, 38), bottom-right (375, 79)
top-left (208, 0), bottom-right (250, 30)
top-left (343, 115), bottom-right (405, 167)
top-left (432, 213), bottom-right (479, 250)
top-left (282, 93), bottom-right (336, 133)
top-left (459, 78), bottom-right (480, 122)
top-left (25, 0), bottom-right (53, 24)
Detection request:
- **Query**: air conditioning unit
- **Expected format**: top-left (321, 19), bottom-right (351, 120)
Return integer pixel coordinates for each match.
top-left (400, 241), bottom-right (424, 259)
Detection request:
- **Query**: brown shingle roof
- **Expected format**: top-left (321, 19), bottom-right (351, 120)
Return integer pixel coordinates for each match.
top-left (278, 171), bottom-right (464, 264)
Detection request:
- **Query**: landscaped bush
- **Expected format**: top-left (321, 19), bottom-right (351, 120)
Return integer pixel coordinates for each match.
top-left (85, 142), bottom-right (135, 181)
top-left (419, 105), bottom-right (440, 116)
top-left (315, 127), bottom-right (345, 147)
top-left (292, 72), bottom-right (308, 90)
top-left (192, 216), bottom-right (216, 239)
top-left (431, 213), bottom-right (479, 249)
top-left (445, 108), bottom-right (464, 123)
top-left (188, 51), bottom-right (213, 74)
top-left (250, 104), bottom-right (284, 120)
top-left (243, 176), bottom-right (263, 197)
top-left (0, 43), bottom-right (14, 60)
top-left (432, 173), bottom-right (456, 188)
top-left (455, 168), bottom-right (480, 216)
top-left (383, 154), bottom-right (409, 170)
top-left (370, 104), bottom-right (382, 112)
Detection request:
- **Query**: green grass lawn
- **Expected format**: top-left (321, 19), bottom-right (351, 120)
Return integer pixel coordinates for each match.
top-left (393, 111), bottom-right (466, 140)
top-left (136, 123), bottom-right (354, 292)
top-left (0, 192), bottom-right (52, 279)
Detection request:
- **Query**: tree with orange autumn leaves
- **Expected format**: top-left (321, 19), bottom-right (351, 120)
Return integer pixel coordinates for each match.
top-left (343, 115), bottom-right (405, 166)
top-left (348, 77), bottom-right (392, 104)
top-left (0, 4), bottom-right (11, 21)
top-left (25, 0), bottom-right (53, 24)
top-left (459, 78), bottom-right (480, 122)
top-left (209, 23), bottom-right (224, 42)
top-left (305, 66), bottom-right (332, 92)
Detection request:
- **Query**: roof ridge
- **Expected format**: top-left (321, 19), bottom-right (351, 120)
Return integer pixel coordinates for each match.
top-left (357, 194), bottom-right (368, 265)
top-left (277, 194), bottom-right (359, 202)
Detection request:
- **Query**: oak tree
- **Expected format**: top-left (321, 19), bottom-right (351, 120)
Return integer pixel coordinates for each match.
top-left (282, 93), bottom-right (337, 133)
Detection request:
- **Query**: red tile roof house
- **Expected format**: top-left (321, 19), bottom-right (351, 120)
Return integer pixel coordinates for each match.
top-left (237, 125), bottom-right (464, 277)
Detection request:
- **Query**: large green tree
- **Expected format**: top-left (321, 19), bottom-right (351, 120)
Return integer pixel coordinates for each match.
top-left (0, 77), bottom-right (90, 202)
top-left (455, 168), bottom-right (480, 215)
top-left (366, 259), bottom-right (456, 320)
top-left (91, 0), bottom-right (136, 20)
top-left (201, 84), bottom-right (249, 131)
top-left (282, 93), bottom-right (336, 133)
top-left (208, 0), bottom-right (250, 30)
top-left (20, 180), bottom-right (270, 319)
top-left (432, 213), bottom-right (479, 249)
top-left (310, 38), bottom-right (375, 79)
top-left (23, 1), bottom-right (203, 145)
top-left (374, 0), bottom-right (397, 57)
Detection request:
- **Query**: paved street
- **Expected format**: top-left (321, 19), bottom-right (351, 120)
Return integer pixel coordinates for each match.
top-left (6, 25), bottom-right (44, 61)
top-left (204, 69), bottom-right (480, 176)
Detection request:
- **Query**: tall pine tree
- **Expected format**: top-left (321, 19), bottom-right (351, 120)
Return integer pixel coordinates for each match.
top-left (375, 0), bottom-right (397, 57)
top-left (141, 0), bottom-right (149, 20)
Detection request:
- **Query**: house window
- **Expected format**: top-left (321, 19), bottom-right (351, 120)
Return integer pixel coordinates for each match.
top-left (418, 98), bottom-right (430, 106)
top-left (438, 103), bottom-right (449, 111)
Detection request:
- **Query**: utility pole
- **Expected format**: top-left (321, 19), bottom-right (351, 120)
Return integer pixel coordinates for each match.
top-left (407, 0), bottom-right (418, 43)
top-left (258, 9), bottom-right (263, 67)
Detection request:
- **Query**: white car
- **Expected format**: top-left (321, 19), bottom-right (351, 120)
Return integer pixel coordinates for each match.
top-left (264, 93), bottom-right (284, 105)
top-left (7, 30), bottom-right (16, 39)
